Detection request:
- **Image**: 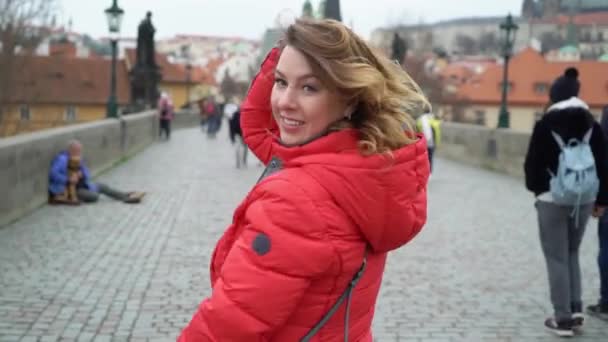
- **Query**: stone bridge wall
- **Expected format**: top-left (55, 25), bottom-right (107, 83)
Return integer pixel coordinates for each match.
top-left (0, 110), bottom-right (199, 227)
top-left (438, 122), bottom-right (530, 179)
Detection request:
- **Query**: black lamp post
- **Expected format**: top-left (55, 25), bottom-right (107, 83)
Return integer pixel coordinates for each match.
top-left (182, 44), bottom-right (192, 109)
top-left (104, 0), bottom-right (124, 118)
top-left (186, 63), bottom-right (192, 108)
top-left (497, 13), bottom-right (518, 129)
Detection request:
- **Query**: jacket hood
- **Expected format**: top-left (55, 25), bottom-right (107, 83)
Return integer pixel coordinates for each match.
top-left (547, 97), bottom-right (589, 112)
top-left (278, 129), bottom-right (429, 253)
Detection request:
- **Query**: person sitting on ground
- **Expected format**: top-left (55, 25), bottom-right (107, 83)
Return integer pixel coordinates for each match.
top-left (48, 140), bottom-right (146, 205)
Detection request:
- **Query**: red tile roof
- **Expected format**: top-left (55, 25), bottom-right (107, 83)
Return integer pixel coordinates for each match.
top-left (8, 55), bottom-right (130, 105)
top-left (49, 42), bottom-right (77, 58)
top-left (456, 47), bottom-right (608, 108)
top-left (175, 64), bottom-right (217, 86)
top-left (439, 64), bottom-right (476, 85)
top-left (125, 48), bottom-right (190, 84)
top-left (203, 57), bottom-right (225, 78)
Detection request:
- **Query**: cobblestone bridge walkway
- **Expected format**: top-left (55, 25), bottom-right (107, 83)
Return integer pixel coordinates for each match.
top-left (1, 127), bottom-right (606, 341)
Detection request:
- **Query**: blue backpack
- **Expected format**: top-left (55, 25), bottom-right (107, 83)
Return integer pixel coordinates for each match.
top-left (548, 128), bottom-right (599, 224)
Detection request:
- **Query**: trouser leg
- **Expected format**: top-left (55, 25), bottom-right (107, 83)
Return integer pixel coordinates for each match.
top-left (536, 201), bottom-right (575, 321)
top-left (97, 183), bottom-right (128, 201)
top-left (76, 188), bottom-right (99, 203)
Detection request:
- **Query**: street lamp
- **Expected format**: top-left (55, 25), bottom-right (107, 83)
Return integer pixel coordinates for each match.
top-left (104, 0), bottom-right (124, 118)
top-left (182, 44), bottom-right (192, 109)
top-left (497, 13), bottom-right (518, 129)
top-left (186, 63), bottom-right (192, 109)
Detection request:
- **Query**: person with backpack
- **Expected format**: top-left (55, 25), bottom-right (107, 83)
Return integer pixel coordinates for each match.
top-left (178, 19), bottom-right (429, 341)
top-left (524, 67), bottom-right (608, 337)
top-left (587, 104), bottom-right (608, 321)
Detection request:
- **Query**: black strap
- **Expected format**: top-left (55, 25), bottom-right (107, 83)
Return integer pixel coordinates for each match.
top-left (301, 249), bottom-right (368, 342)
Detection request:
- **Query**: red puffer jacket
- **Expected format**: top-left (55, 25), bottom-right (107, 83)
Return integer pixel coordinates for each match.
top-left (178, 48), bottom-right (429, 341)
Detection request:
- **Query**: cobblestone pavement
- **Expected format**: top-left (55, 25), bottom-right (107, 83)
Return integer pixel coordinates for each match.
top-left (1, 127), bottom-right (606, 342)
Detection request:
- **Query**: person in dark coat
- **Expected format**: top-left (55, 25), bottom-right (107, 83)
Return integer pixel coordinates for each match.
top-left (588, 104), bottom-right (608, 320)
top-left (524, 67), bottom-right (608, 336)
top-left (229, 109), bottom-right (248, 168)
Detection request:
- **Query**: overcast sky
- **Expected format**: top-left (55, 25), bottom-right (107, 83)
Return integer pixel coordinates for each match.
top-left (59, 0), bottom-right (523, 40)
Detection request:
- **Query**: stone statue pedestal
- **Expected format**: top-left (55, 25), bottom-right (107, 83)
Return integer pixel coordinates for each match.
top-left (130, 65), bottom-right (161, 111)
top-left (129, 11), bottom-right (160, 112)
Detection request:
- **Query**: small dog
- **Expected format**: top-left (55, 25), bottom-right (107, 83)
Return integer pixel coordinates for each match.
top-left (53, 156), bottom-right (81, 204)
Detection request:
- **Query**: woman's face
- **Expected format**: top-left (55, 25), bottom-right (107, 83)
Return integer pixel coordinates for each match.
top-left (271, 45), bottom-right (348, 145)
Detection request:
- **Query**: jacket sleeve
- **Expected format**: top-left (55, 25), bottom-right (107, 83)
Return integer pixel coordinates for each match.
top-left (49, 154), bottom-right (68, 185)
top-left (241, 48), bottom-right (281, 165)
top-left (590, 121), bottom-right (608, 206)
top-left (177, 178), bottom-right (336, 342)
top-left (524, 120), bottom-right (545, 195)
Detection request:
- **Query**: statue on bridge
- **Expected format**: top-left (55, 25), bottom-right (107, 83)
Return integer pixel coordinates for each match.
top-left (136, 11), bottom-right (157, 69)
top-left (391, 33), bottom-right (407, 66)
top-left (129, 11), bottom-right (161, 111)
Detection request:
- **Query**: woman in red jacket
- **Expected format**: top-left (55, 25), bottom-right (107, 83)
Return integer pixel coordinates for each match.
top-left (179, 18), bottom-right (430, 341)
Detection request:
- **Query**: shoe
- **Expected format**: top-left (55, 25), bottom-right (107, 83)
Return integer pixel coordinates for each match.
top-left (587, 303), bottom-right (608, 321)
top-left (572, 312), bottom-right (584, 332)
top-left (123, 191), bottom-right (146, 204)
top-left (544, 317), bottom-right (574, 337)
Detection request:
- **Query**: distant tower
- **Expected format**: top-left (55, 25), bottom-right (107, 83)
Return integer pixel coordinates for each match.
top-left (522, 0), bottom-right (537, 18)
top-left (323, 0), bottom-right (342, 22)
top-left (302, 0), bottom-right (313, 18)
top-left (543, 0), bottom-right (561, 18)
top-left (317, 0), bottom-right (326, 19)
top-left (565, 0), bottom-right (580, 45)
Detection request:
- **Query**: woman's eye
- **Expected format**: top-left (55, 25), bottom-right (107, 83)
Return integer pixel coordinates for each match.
top-left (274, 78), bottom-right (287, 87)
top-left (303, 85), bottom-right (317, 93)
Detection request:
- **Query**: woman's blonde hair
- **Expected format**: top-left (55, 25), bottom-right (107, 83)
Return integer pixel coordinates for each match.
top-left (282, 18), bottom-right (429, 155)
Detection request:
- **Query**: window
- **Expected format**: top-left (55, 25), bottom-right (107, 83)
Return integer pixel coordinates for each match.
top-left (599, 32), bottom-right (604, 42)
top-left (584, 31), bottom-right (592, 42)
top-left (534, 82), bottom-right (549, 94)
top-left (65, 106), bottom-right (76, 122)
top-left (475, 110), bottom-right (486, 125)
top-left (19, 105), bottom-right (31, 121)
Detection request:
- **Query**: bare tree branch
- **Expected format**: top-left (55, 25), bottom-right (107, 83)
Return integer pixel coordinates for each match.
top-left (0, 0), bottom-right (57, 134)
top-left (403, 57), bottom-right (445, 109)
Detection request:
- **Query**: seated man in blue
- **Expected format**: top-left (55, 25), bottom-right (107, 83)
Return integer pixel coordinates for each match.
top-left (48, 140), bottom-right (145, 204)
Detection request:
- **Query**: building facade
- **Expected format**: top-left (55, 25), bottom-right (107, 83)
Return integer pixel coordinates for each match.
top-left (446, 47), bottom-right (608, 132)
top-left (371, 0), bottom-right (608, 58)
top-left (1, 55), bottom-right (129, 137)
